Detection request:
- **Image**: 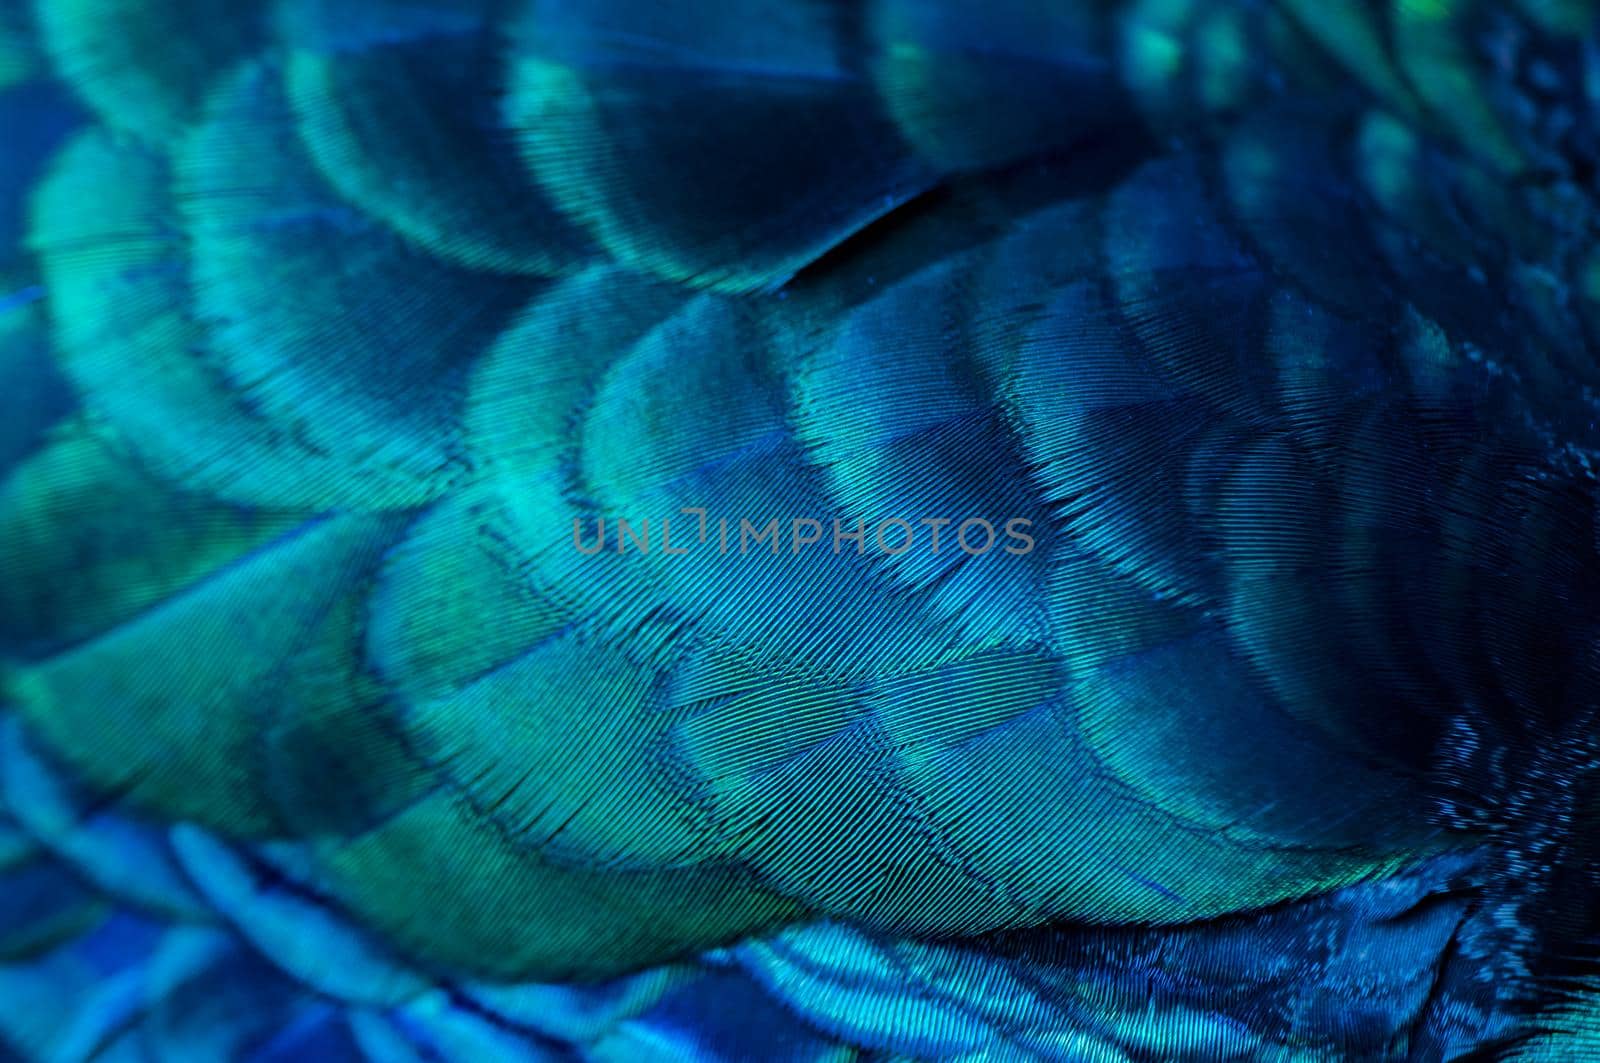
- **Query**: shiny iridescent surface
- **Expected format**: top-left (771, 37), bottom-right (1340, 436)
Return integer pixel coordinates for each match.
top-left (1, 0), bottom-right (1599, 1058)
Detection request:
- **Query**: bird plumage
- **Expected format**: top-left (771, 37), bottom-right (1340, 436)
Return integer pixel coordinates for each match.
top-left (1, 0), bottom-right (1599, 1058)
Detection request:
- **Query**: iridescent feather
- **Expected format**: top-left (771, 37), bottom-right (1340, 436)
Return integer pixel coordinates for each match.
top-left (2, 0), bottom-right (1599, 1059)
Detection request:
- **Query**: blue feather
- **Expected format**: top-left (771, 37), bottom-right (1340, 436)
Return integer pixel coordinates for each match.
top-left (2, 0), bottom-right (1599, 1058)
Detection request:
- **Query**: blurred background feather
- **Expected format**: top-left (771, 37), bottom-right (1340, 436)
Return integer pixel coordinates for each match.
top-left (1, 0), bottom-right (1599, 1058)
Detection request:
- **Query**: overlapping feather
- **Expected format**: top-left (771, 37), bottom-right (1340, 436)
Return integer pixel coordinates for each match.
top-left (1, 0), bottom-right (1598, 1058)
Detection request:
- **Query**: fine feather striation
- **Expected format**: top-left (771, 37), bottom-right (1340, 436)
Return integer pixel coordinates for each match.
top-left (1, 0), bottom-right (1600, 1057)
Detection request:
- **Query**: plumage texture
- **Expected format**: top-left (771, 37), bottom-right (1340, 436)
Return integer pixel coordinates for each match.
top-left (1, 0), bottom-right (1599, 1058)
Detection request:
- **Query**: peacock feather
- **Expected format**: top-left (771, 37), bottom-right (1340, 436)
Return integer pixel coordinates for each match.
top-left (1, 0), bottom-right (1599, 1058)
